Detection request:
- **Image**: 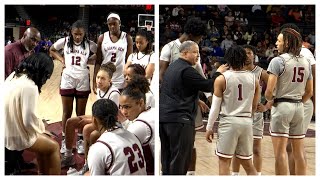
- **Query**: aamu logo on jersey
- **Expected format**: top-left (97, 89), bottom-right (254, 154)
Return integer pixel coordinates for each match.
top-left (66, 49), bottom-right (87, 56)
top-left (105, 46), bottom-right (125, 51)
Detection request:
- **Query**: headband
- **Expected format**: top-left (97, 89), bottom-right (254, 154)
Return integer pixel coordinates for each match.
top-left (107, 13), bottom-right (120, 21)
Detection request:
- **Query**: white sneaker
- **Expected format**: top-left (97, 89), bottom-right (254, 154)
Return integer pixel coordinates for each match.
top-left (67, 167), bottom-right (79, 175)
top-left (60, 139), bottom-right (66, 154)
top-left (77, 139), bottom-right (85, 154)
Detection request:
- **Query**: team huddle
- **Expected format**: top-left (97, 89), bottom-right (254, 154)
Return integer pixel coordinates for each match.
top-left (159, 18), bottom-right (314, 175)
top-left (4, 12), bottom-right (155, 175)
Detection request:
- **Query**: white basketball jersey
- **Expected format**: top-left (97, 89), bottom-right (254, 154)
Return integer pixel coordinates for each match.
top-left (101, 31), bottom-right (128, 89)
top-left (96, 85), bottom-right (120, 107)
top-left (220, 70), bottom-right (256, 117)
top-left (251, 66), bottom-right (263, 103)
top-left (274, 53), bottom-right (311, 100)
top-left (160, 39), bottom-right (181, 64)
top-left (94, 128), bottom-right (146, 175)
top-left (128, 52), bottom-right (155, 69)
top-left (63, 38), bottom-right (92, 75)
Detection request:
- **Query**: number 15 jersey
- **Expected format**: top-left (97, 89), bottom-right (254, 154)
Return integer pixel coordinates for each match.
top-left (220, 70), bottom-right (256, 118)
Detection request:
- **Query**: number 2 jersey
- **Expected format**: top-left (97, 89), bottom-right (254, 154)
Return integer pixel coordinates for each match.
top-left (101, 31), bottom-right (128, 89)
top-left (53, 37), bottom-right (97, 76)
top-left (88, 128), bottom-right (147, 175)
top-left (220, 70), bottom-right (256, 117)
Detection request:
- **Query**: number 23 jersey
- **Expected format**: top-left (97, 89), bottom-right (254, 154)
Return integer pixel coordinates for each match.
top-left (88, 128), bottom-right (147, 175)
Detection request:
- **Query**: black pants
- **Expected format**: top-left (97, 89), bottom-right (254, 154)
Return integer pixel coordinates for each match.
top-left (160, 122), bottom-right (195, 175)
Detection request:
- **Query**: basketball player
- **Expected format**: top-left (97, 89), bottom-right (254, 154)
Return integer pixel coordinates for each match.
top-left (119, 75), bottom-right (155, 175)
top-left (231, 45), bottom-right (272, 175)
top-left (125, 28), bottom-right (155, 81)
top-left (61, 63), bottom-right (119, 171)
top-left (159, 18), bottom-right (221, 175)
top-left (87, 99), bottom-right (147, 175)
top-left (4, 53), bottom-right (61, 175)
top-left (93, 12), bottom-right (133, 92)
top-left (124, 64), bottom-right (155, 109)
top-left (50, 20), bottom-right (97, 156)
top-left (206, 45), bottom-right (259, 175)
top-left (265, 28), bottom-right (313, 175)
top-left (279, 23), bottom-right (316, 175)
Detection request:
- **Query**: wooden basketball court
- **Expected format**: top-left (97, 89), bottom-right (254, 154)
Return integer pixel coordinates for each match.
top-left (38, 60), bottom-right (315, 175)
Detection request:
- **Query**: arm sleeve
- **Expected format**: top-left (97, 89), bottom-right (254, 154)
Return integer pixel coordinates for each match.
top-left (159, 44), bottom-right (171, 62)
top-left (267, 56), bottom-right (284, 76)
top-left (206, 94), bottom-right (222, 130)
top-left (182, 67), bottom-right (214, 92)
top-left (88, 142), bottom-right (113, 175)
top-left (21, 85), bottom-right (45, 134)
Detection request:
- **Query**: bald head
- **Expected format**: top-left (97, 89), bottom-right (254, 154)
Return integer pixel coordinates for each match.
top-left (21, 27), bottom-right (41, 51)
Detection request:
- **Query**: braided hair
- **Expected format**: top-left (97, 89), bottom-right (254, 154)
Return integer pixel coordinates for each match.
top-left (14, 52), bottom-right (54, 93)
top-left (68, 20), bottom-right (88, 52)
top-left (121, 75), bottom-right (150, 103)
top-left (92, 99), bottom-right (119, 130)
top-left (280, 28), bottom-right (302, 56)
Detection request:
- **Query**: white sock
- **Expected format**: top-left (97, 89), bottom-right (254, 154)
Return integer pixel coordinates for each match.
top-left (62, 132), bottom-right (65, 137)
top-left (186, 171), bottom-right (195, 175)
top-left (231, 172), bottom-right (239, 176)
top-left (65, 149), bottom-right (73, 157)
top-left (77, 133), bottom-right (83, 140)
top-left (257, 172), bottom-right (261, 176)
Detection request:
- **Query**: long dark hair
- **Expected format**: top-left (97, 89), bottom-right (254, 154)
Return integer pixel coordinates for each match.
top-left (280, 28), bottom-right (302, 56)
top-left (127, 64), bottom-right (146, 76)
top-left (67, 20), bottom-right (88, 52)
top-left (14, 52), bottom-right (54, 93)
top-left (135, 28), bottom-right (153, 54)
top-left (92, 99), bottom-right (119, 130)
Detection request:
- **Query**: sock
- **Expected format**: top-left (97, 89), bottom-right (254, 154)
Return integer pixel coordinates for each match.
top-left (77, 133), bottom-right (83, 141)
top-left (231, 172), bottom-right (239, 176)
top-left (65, 149), bottom-right (73, 157)
top-left (186, 171), bottom-right (195, 175)
top-left (257, 172), bottom-right (261, 176)
top-left (62, 132), bottom-right (65, 138)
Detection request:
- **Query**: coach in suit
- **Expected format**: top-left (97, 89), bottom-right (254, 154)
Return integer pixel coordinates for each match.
top-left (159, 40), bottom-right (227, 175)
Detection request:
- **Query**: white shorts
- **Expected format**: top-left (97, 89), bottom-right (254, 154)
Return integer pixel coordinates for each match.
top-left (269, 102), bottom-right (304, 139)
top-left (303, 99), bottom-right (314, 133)
top-left (252, 112), bottom-right (264, 139)
top-left (60, 69), bottom-right (90, 97)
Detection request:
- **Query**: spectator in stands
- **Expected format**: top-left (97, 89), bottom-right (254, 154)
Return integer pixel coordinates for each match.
top-left (308, 31), bottom-right (315, 45)
top-left (288, 6), bottom-right (302, 23)
top-left (235, 12), bottom-right (249, 27)
top-left (252, 5), bottom-right (262, 14)
top-left (221, 33), bottom-right (234, 52)
top-left (224, 11), bottom-right (235, 28)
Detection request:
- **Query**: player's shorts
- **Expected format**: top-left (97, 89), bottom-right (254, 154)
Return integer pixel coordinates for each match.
top-left (60, 69), bottom-right (90, 98)
top-left (253, 112), bottom-right (264, 139)
top-left (303, 99), bottom-right (314, 134)
top-left (195, 105), bottom-right (204, 131)
top-left (215, 116), bottom-right (253, 159)
top-left (269, 101), bottom-right (305, 138)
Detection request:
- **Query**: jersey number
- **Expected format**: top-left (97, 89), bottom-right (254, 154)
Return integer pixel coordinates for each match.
top-left (238, 84), bottom-right (243, 101)
top-left (292, 67), bottom-right (305, 82)
top-left (71, 56), bottom-right (81, 66)
top-left (111, 53), bottom-right (116, 62)
top-left (123, 143), bottom-right (145, 173)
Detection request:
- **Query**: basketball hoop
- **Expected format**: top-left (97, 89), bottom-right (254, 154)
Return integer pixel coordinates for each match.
top-left (146, 25), bottom-right (152, 31)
